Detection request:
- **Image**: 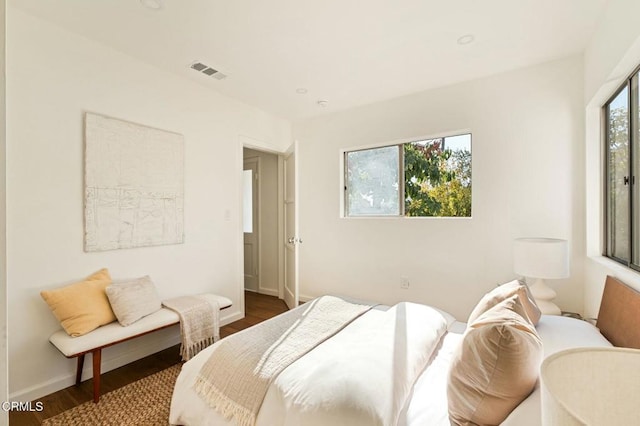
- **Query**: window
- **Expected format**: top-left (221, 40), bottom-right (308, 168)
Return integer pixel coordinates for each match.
top-left (344, 133), bottom-right (471, 217)
top-left (604, 69), bottom-right (640, 268)
top-left (243, 169), bottom-right (253, 233)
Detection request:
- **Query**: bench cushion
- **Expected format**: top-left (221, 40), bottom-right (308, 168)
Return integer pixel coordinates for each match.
top-left (49, 294), bottom-right (232, 357)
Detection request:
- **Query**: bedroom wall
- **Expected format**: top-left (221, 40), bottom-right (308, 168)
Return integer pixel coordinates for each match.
top-left (0, 0), bottom-right (7, 421)
top-left (6, 8), bottom-right (290, 401)
top-left (243, 148), bottom-right (280, 296)
top-left (293, 56), bottom-right (585, 321)
top-left (583, 0), bottom-right (640, 318)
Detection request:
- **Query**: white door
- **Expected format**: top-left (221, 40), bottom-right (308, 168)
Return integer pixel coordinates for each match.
top-left (283, 142), bottom-right (299, 309)
top-left (243, 158), bottom-right (259, 292)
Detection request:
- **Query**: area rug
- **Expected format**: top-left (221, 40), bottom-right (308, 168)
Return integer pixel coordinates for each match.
top-left (42, 364), bottom-right (181, 426)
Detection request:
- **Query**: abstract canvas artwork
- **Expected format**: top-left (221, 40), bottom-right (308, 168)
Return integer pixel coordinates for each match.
top-left (84, 113), bottom-right (184, 251)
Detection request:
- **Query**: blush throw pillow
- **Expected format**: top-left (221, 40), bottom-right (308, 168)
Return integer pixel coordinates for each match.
top-left (106, 276), bottom-right (162, 326)
top-left (467, 279), bottom-right (541, 325)
top-left (448, 294), bottom-right (543, 426)
top-left (40, 268), bottom-right (116, 337)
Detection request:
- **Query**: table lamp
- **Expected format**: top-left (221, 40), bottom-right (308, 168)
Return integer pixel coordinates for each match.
top-left (513, 237), bottom-right (569, 315)
top-left (541, 347), bottom-right (640, 425)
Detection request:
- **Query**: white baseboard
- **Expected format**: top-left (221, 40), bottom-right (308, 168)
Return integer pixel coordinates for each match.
top-left (299, 293), bottom-right (314, 303)
top-left (245, 287), bottom-right (278, 297)
top-left (11, 309), bottom-right (244, 403)
top-left (257, 287), bottom-right (278, 297)
top-left (221, 310), bottom-right (243, 325)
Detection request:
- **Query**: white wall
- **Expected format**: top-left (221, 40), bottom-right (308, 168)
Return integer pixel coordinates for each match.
top-left (294, 56), bottom-right (585, 320)
top-left (583, 0), bottom-right (640, 318)
top-left (6, 7), bottom-right (290, 401)
top-left (243, 148), bottom-right (280, 296)
top-left (584, 0), bottom-right (640, 104)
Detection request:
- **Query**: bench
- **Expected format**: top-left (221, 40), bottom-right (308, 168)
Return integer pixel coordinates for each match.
top-left (48, 294), bottom-right (232, 402)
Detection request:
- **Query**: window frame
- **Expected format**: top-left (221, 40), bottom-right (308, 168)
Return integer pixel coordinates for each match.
top-left (603, 63), bottom-right (640, 270)
top-left (341, 131), bottom-right (472, 219)
top-left (604, 83), bottom-right (631, 266)
top-left (343, 144), bottom-right (403, 217)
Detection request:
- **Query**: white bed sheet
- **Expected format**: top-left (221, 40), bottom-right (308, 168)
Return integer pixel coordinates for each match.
top-left (501, 314), bottom-right (613, 425)
top-left (170, 303), bottom-right (448, 426)
top-left (402, 315), bottom-right (613, 426)
top-left (170, 312), bottom-right (612, 426)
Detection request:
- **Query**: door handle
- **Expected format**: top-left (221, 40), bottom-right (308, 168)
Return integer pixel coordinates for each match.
top-left (288, 237), bottom-right (303, 244)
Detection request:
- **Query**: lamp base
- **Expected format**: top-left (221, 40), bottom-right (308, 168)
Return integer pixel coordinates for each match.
top-left (529, 278), bottom-right (561, 315)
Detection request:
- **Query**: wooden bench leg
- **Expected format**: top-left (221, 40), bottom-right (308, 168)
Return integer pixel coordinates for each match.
top-left (92, 349), bottom-right (101, 403)
top-left (75, 354), bottom-right (85, 385)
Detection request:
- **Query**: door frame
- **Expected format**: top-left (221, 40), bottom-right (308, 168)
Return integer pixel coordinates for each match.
top-left (282, 141), bottom-right (299, 309)
top-left (237, 138), bottom-right (291, 316)
top-left (243, 156), bottom-right (260, 293)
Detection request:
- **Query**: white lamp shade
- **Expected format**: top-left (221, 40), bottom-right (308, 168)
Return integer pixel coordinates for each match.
top-left (513, 238), bottom-right (569, 279)
top-left (541, 347), bottom-right (640, 425)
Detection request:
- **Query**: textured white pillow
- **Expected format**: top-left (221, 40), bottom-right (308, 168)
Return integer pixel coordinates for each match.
top-left (106, 276), bottom-right (162, 326)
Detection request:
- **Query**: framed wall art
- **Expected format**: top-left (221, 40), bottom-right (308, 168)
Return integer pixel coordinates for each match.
top-left (84, 112), bottom-right (184, 251)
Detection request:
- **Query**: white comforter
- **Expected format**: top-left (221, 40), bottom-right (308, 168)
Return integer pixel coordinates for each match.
top-left (170, 302), bottom-right (448, 426)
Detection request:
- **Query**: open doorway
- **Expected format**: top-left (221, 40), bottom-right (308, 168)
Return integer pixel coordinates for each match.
top-left (242, 148), bottom-right (280, 297)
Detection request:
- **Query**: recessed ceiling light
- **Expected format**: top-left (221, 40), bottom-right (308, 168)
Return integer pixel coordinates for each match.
top-left (140, 0), bottom-right (164, 11)
top-left (317, 100), bottom-right (329, 107)
top-left (457, 34), bottom-right (475, 45)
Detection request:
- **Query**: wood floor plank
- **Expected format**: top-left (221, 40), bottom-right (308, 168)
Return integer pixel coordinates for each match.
top-left (10, 291), bottom-right (288, 425)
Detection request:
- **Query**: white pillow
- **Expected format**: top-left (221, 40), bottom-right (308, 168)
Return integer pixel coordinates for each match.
top-left (106, 276), bottom-right (162, 326)
top-left (501, 315), bottom-right (612, 425)
top-left (536, 314), bottom-right (612, 356)
top-left (431, 307), bottom-right (457, 329)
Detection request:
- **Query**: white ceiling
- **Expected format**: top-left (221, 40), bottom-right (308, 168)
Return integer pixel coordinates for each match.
top-left (12, 0), bottom-right (608, 121)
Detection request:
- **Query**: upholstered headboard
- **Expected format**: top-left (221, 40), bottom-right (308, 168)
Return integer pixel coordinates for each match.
top-left (596, 275), bottom-right (640, 349)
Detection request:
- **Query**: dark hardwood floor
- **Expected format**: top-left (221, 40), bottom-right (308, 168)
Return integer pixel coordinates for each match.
top-left (10, 291), bottom-right (288, 425)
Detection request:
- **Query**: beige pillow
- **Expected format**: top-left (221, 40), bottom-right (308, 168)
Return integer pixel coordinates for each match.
top-left (106, 276), bottom-right (162, 326)
top-left (467, 279), bottom-right (541, 325)
top-left (40, 268), bottom-right (116, 337)
top-left (448, 295), bottom-right (543, 426)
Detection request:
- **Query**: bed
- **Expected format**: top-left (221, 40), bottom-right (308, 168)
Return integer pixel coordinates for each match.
top-left (169, 276), bottom-right (633, 426)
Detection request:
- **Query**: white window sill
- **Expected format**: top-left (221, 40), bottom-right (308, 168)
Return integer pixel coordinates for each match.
top-left (588, 255), bottom-right (640, 288)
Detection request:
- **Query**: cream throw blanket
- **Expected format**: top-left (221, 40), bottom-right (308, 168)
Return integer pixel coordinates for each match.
top-left (193, 296), bottom-right (373, 426)
top-left (162, 295), bottom-right (219, 361)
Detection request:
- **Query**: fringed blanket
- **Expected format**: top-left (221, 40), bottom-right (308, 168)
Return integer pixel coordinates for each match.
top-left (193, 295), bottom-right (373, 426)
top-left (162, 295), bottom-right (219, 361)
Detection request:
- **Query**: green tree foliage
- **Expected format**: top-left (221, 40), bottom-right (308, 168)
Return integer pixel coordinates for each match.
top-left (608, 102), bottom-right (629, 259)
top-left (404, 140), bottom-right (471, 217)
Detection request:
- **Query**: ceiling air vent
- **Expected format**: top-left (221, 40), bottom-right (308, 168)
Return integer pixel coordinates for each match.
top-left (190, 62), bottom-right (207, 72)
top-left (190, 61), bottom-right (227, 80)
top-left (202, 67), bottom-right (217, 76)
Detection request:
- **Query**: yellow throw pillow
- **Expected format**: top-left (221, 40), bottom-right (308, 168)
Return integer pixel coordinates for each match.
top-left (41, 268), bottom-right (116, 337)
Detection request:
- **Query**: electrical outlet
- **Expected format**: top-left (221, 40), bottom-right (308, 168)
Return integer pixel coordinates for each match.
top-left (400, 276), bottom-right (410, 289)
